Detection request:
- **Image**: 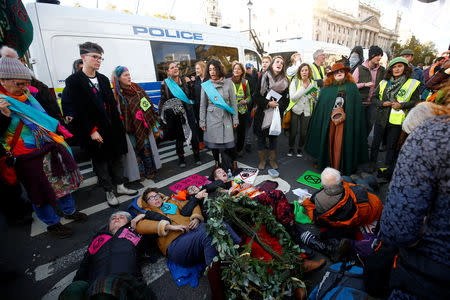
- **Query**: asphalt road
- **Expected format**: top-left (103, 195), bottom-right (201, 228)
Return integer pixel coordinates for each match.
top-left (1, 134), bottom-right (388, 300)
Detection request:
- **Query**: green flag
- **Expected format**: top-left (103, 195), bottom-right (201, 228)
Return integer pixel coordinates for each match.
top-left (0, 0), bottom-right (33, 58)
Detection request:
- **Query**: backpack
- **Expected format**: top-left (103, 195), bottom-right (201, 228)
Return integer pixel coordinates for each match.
top-left (127, 195), bottom-right (146, 218)
top-left (308, 262), bottom-right (367, 300)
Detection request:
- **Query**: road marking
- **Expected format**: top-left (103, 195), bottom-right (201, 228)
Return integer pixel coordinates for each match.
top-left (30, 160), bottom-right (216, 237)
top-left (34, 246), bottom-right (88, 281)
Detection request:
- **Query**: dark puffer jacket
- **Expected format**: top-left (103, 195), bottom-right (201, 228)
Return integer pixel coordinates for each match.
top-left (74, 225), bottom-right (142, 284)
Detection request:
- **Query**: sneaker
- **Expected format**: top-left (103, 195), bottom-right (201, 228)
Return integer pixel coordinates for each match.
top-left (178, 156), bottom-right (186, 168)
top-left (106, 191), bottom-right (119, 206)
top-left (194, 156), bottom-right (202, 166)
top-left (296, 149), bottom-right (303, 157)
top-left (116, 184), bottom-right (138, 196)
top-left (287, 149), bottom-right (294, 157)
top-left (47, 222), bottom-right (73, 239)
top-left (64, 210), bottom-right (87, 222)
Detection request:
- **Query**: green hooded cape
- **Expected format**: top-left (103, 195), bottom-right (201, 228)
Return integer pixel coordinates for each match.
top-left (305, 81), bottom-right (368, 175)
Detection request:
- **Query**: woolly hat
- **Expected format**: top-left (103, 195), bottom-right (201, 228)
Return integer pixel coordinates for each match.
top-left (369, 45), bottom-right (383, 60)
top-left (400, 49), bottom-right (414, 56)
top-left (245, 63), bottom-right (253, 69)
top-left (0, 46), bottom-right (32, 80)
top-left (313, 49), bottom-right (325, 60)
top-left (388, 57), bottom-right (408, 69)
top-left (327, 62), bottom-right (350, 75)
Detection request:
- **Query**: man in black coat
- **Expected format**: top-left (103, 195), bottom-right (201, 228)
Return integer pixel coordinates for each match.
top-left (59, 211), bottom-right (152, 300)
top-left (65, 42), bottom-right (137, 206)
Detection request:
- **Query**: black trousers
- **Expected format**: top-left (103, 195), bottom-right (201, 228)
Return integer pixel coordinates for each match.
top-left (92, 155), bottom-right (124, 192)
top-left (370, 123), bottom-right (402, 166)
top-left (235, 113), bottom-right (247, 152)
top-left (288, 112), bottom-right (310, 149)
top-left (176, 108), bottom-right (199, 157)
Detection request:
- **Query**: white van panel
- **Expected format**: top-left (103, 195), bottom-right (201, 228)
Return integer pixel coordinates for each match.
top-left (48, 35), bottom-right (155, 88)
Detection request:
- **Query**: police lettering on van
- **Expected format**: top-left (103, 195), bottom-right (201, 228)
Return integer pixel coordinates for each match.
top-left (133, 26), bottom-right (203, 41)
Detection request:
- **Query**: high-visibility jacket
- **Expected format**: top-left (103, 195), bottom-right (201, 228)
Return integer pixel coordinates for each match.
top-left (233, 79), bottom-right (248, 114)
top-left (378, 78), bottom-right (420, 125)
top-left (285, 77), bottom-right (318, 114)
top-left (310, 63), bottom-right (325, 82)
top-left (302, 181), bottom-right (383, 228)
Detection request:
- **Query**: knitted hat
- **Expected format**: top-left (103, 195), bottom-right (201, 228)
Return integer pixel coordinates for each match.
top-left (400, 49), bottom-right (414, 56)
top-left (0, 56), bottom-right (32, 80)
top-left (313, 49), bottom-right (325, 60)
top-left (245, 63), bottom-right (253, 69)
top-left (388, 57), bottom-right (408, 69)
top-left (369, 45), bottom-right (383, 60)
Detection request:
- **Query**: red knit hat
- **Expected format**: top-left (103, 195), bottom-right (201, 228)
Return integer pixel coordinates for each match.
top-left (327, 62), bottom-right (350, 76)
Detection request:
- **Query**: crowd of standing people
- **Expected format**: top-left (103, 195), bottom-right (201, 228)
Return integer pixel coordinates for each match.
top-left (0, 39), bottom-right (449, 300)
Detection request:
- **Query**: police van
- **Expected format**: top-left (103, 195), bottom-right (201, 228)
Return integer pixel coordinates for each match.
top-left (267, 38), bottom-right (350, 66)
top-left (25, 2), bottom-right (261, 108)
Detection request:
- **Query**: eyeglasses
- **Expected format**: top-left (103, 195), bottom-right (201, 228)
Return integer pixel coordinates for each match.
top-left (85, 54), bottom-right (104, 61)
top-left (147, 194), bottom-right (161, 201)
top-left (11, 80), bottom-right (31, 87)
top-left (334, 69), bottom-right (346, 74)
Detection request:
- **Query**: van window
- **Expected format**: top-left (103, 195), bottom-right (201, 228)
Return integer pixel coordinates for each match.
top-left (244, 49), bottom-right (261, 70)
top-left (151, 41), bottom-right (238, 81)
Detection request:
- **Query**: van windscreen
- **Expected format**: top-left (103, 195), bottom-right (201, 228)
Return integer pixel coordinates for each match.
top-left (151, 41), bottom-right (238, 81)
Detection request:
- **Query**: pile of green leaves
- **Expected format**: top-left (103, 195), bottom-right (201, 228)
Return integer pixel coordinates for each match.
top-left (205, 194), bottom-right (306, 299)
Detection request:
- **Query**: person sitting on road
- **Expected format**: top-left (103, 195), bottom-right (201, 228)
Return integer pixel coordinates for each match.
top-left (302, 167), bottom-right (382, 229)
top-left (59, 211), bottom-right (152, 300)
top-left (134, 187), bottom-right (241, 300)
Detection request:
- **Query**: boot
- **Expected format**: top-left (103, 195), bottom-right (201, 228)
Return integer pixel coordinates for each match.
top-left (302, 258), bottom-right (326, 273)
top-left (207, 261), bottom-right (225, 300)
top-left (258, 150), bottom-right (266, 170)
top-left (268, 150), bottom-right (278, 169)
top-left (214, 160), bottom-right (220, 168)
top-left (300, 231), bottom-right (350, 261)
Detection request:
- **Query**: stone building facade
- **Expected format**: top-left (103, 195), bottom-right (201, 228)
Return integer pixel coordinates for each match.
top-left (312, 0), bottom-right (400, 51)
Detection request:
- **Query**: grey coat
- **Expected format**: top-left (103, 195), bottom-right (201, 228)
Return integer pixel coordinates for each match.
top-left (199, 79), bottom-right (238, 145)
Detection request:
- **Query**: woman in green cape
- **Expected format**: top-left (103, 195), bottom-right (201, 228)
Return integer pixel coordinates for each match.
top-left (305, 63), bottom-right (368, 176)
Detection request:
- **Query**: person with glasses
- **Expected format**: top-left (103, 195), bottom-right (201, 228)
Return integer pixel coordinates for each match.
top-left (65, 42), bottom-right (138, 207)
top-left (134, 187), bottom-right (241, 300)
top-left (0, 46), bottom-right (86, 238)
top-left (305, 62), bottom-right (369, 176)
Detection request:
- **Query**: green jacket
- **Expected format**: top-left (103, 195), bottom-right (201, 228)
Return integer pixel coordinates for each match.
top-left (305, 81), bottom-right (368, 175)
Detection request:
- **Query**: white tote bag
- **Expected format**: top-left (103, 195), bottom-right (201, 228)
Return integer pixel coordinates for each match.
top-left (269, 106), bottom-right (281, 136)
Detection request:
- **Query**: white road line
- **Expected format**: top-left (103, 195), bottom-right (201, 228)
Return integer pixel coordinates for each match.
top-left (30, 160), bottom-right (216, 237)
top-left (34, 246), bottom-right (88, 281)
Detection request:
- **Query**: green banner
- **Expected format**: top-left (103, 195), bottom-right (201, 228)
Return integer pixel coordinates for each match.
top-left (0, 0), bottom-right (33, 58)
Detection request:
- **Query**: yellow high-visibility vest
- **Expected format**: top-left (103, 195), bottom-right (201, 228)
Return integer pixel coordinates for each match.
top-left (310, 63), bottom-right (325, 81)
top-left (379, 78), bottom-right (420, 125)
top-left (233, 79), bottom-right (247, 114)
top-left (285, 77), bottom-right (317, 114)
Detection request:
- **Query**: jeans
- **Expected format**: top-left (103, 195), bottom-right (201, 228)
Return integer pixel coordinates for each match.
top-left (92, 155), bottom-right (124, 192)
top-left (33, 193), bottom-right (76, 226)
top-left (166, 223), bottom-right (240, 266)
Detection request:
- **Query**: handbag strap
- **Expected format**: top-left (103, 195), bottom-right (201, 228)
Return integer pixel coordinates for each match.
top-left (10, 120), bottom-right (24, 151)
